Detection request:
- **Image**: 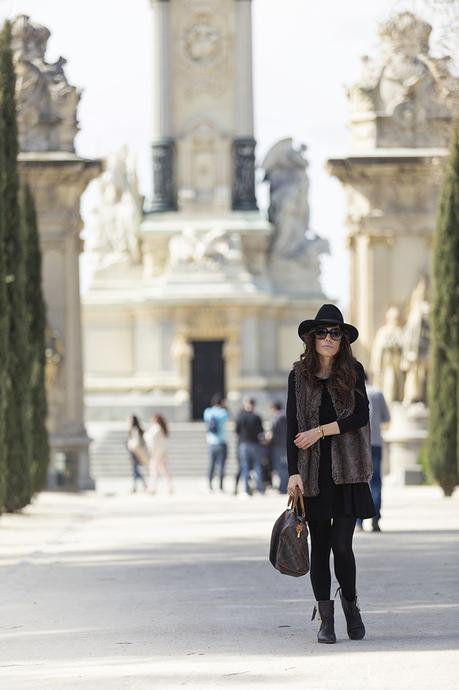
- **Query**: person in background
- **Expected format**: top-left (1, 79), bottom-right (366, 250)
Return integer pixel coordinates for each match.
top-left (356, 373), bottom-right (391, 532)
top-left (266, 401), bottom-right (288, 494)
top-left (235, 397), bottom-right (265, 496)
top-left (127, 415), bottom-right (148, 493)
top-left (233, 437), bottom-right (242, 496)
top-left (203, 393), bottom-right (230, 492)
top-left (144, 413), bottom-right (173, 495)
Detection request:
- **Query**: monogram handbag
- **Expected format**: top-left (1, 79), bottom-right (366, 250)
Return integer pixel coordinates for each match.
top-left (269, 492), bottom-right (310, 577)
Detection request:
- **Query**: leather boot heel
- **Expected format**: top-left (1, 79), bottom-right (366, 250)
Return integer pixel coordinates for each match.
top-left (311, 600), bottom-right (336, 643)
top-left (336, 586), bottom-right (366, 640)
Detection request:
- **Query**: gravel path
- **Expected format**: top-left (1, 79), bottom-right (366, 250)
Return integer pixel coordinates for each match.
top-left (0, 479), bottom-right (458, 689)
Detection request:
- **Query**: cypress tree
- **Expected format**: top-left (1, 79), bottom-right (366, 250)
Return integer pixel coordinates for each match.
top-left (427, 129), bottom-right (459, 496)
top-left (0, 29), bottom-right (9, 514)
top-left (0, 21), bottom-right (31, 511)
top-left (20, 182), bottom-right (50, 493)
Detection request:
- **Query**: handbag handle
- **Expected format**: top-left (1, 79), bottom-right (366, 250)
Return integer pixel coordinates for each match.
top-left (287, 490), bottom-right (305, 518)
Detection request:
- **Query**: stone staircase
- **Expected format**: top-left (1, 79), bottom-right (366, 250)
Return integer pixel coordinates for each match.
top-left (87, 421), bottom-right (240, 479)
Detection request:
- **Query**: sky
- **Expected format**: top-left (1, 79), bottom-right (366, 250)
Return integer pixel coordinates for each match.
top-left (0, 0), bottom-right (450, 313)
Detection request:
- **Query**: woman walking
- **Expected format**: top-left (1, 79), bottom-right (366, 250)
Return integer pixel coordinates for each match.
top-left (286, 304), bottom-right (376, 644)
top-left (127, 415), bottom-right (148, 493)
top-left (144, 414), bottom-right (174, 494)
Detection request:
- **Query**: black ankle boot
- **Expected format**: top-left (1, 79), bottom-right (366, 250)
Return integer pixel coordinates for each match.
top-left (336, 587), bottom-right (365, 640)
top-left (371, 517), bottom-right (381, 532)
top-left (311, 600), bottom-right (336, 644)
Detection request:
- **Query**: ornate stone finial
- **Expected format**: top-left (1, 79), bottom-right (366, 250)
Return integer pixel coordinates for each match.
top-left (347, 12), bottom-right (458, 149)
top-left (379, 11), bottom-right (431, 57)
top-left (10, 13), bottom-right (50, 60)
top-left (11, 14), bottom-right (80, 153)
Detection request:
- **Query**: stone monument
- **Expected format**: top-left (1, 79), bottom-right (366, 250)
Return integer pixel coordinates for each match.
top-left (327, 12), bottom-right (458, 366)
top-left (13, 15), bottom-right (101, 489)
top-left (83, 0), bottom-right (329, 426)
top-left (327, 12), bottom-right (459, 485)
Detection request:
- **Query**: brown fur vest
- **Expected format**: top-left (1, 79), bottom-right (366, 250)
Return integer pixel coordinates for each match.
top-left (292, 360), bottom-right (372, 497)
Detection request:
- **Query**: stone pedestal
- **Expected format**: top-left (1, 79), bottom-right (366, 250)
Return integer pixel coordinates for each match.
top-left (83, 208), bottom-right (328, 422)
top-left (383, 402), bottom-right (428, 485)
top-left (327, 150), bottom-right (447, 366)
top-left (19, 152), bottom-right (102, 490)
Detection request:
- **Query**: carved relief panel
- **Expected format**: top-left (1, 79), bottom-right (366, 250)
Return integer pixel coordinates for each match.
top-left (171, 0), bottom-right (235, 204)
top-left (172, 0), bottom-right (233, 99)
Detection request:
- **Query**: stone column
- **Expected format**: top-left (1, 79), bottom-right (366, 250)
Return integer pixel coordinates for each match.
top-left (235, 0), bottom-right (254, 138)
top-left (232, 0), bottom-right (257, 211)
top-left (327, 154), bottom-right (446, 366)
top-left (150, 0), bottom-right (177, 211)
top-left (19, 153), bottom-right (102, 490)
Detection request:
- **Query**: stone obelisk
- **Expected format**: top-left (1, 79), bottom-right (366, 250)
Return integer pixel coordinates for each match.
top-left (149, 0), bottom-right (257, 213)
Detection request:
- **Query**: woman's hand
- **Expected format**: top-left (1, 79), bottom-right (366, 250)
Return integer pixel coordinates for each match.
top-left (294, 428), bottom-right (322, 449)
top-left (287, 474), bottom-right (304, 497)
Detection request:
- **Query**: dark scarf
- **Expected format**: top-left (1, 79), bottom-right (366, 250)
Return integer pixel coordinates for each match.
top-left (293, 360), bottom-right (372, 497)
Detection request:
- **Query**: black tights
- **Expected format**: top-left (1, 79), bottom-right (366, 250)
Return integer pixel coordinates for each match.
top-left (308, 516), bottom-right (357, 601)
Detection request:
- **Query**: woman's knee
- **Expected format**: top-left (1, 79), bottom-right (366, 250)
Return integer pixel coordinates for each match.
top-left (331, 539), bottom-right (353, 559)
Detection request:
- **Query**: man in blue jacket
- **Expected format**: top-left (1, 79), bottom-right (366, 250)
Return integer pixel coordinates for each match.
top-left (203, 393), bottom-right (230, 492)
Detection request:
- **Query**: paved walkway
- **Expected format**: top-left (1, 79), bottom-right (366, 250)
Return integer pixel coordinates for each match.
top-left (0, 479), bottom-right (458, 689)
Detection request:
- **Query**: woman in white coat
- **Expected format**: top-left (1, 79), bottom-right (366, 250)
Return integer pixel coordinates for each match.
top-left (144, 414), bottom-right (173, 494)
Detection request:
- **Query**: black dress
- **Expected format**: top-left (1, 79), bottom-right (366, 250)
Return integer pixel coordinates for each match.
top-left (286, 368), bottom-right (376, 521)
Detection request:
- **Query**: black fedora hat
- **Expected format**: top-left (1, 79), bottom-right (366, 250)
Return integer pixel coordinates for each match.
top-left (298, 304), bottom-right (359, 343)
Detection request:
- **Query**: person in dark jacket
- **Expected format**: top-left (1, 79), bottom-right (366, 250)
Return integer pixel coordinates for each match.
top-left (235, 397), bottom-right (265, 496)
top-left (356, 372), bottom-right (391, 532)
top-left (287, 304), bottom-right (376, 644)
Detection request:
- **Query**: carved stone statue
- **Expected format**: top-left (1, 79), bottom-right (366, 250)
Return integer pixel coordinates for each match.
top-left (11, 15), bottom-right (80, 153)
top-left (263, 139), bottom-right (308, 258)
top-left (261, 138), bottom-right (329, 293)
top-left (347, 12), bottom-right (458, 149)
top-left (370, 306), bottom-right (404, 403)
top-left (45, 324), bottom-right (64, 390)
top-left (195, 228), bottom-right (243, 267)
top-left (400, 275), bottom-right (430, 405)
top-left (85, 146), bottom-right (142, 265)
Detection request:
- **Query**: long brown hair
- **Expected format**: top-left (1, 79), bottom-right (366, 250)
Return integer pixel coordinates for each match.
top-left (297, 328), bottom-right (357, 407)
top-left (154, 414), bottom-right (169, 437)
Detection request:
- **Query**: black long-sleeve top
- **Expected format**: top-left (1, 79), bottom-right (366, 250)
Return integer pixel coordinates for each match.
top-left (286, 361), bottom-right (369, 476)
top-left (235, 409), bottom-right (264, 443)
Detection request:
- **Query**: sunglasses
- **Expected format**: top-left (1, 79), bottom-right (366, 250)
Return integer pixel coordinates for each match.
top-left (314, 327), bottom-right (344, 341)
